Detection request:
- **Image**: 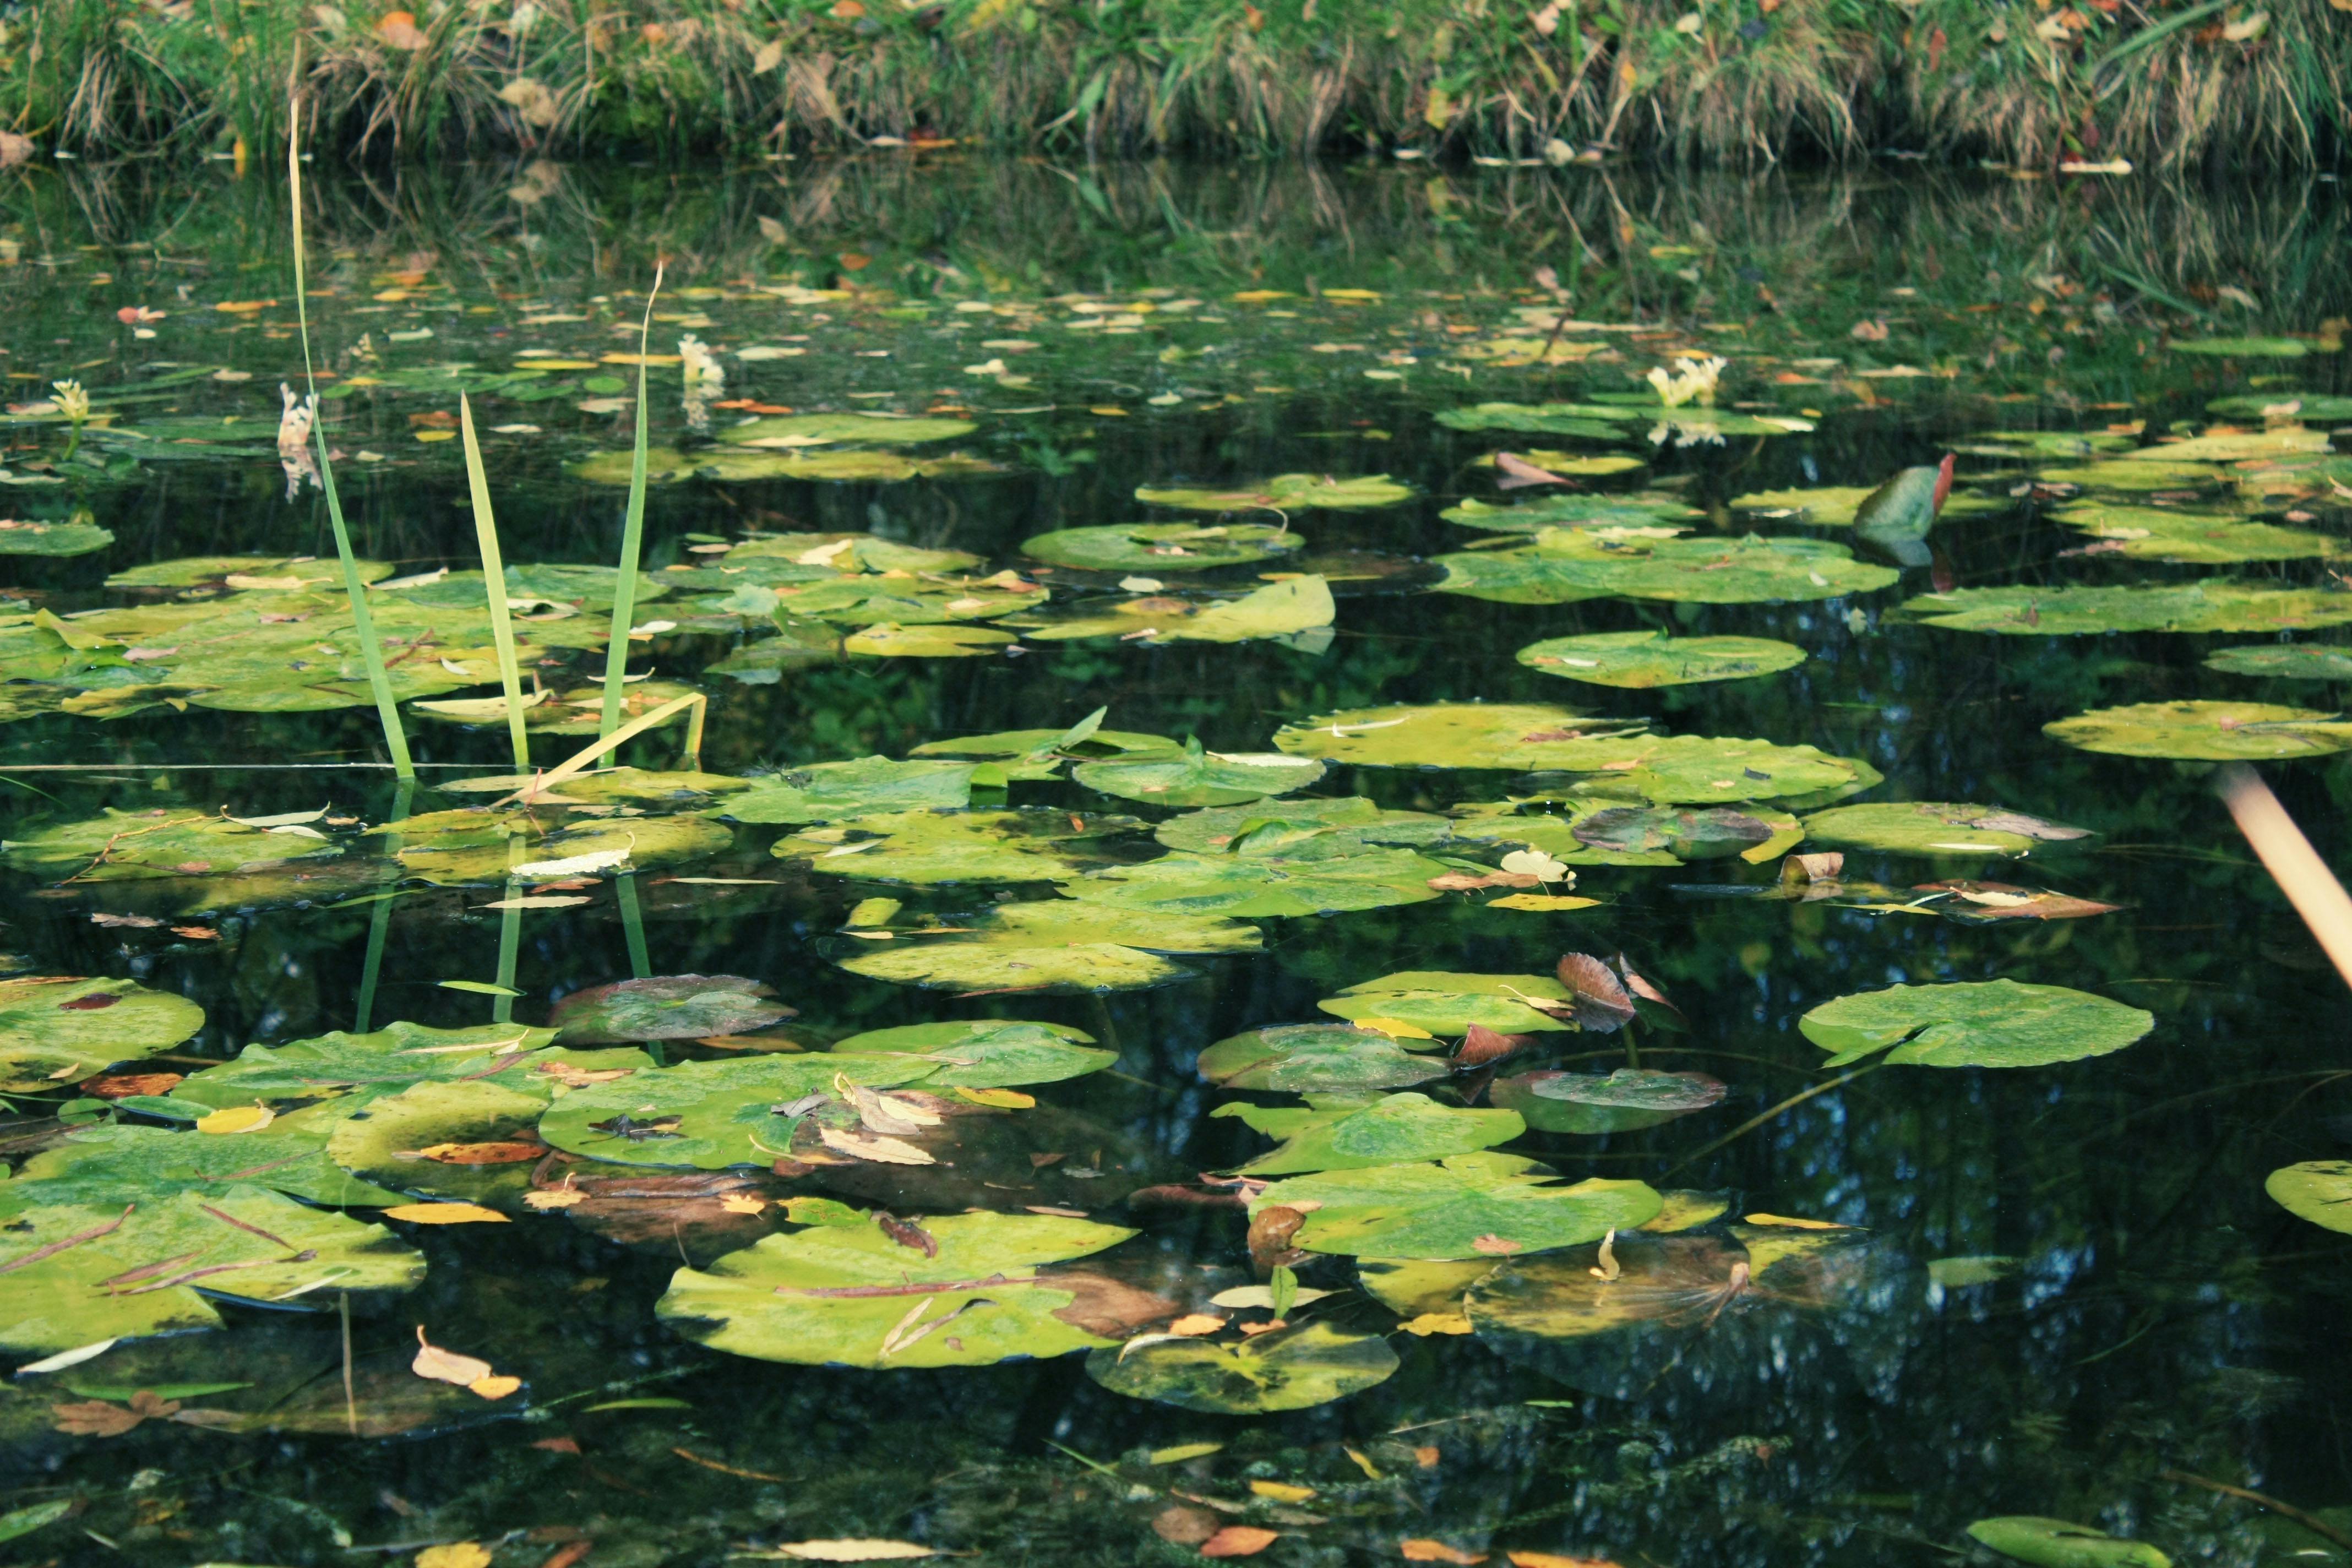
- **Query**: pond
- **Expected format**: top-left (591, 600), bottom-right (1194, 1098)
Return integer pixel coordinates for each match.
top-left (0, 155), bottom-right (2348, 1568)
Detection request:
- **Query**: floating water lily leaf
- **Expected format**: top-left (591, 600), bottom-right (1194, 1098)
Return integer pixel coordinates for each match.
top-left (0, 1187), bottom-right (423, 1354)
top-left (716, 759), bottom-right (979, 824)
top-left (2, 808), bottom-right (346, 885)
top-left (6, 1104), bottom-right (409, 1212)
top-left (773, 809), bottom-right (1146, 885)
top-left (444, 768), bottom-right (750, 808)
top-left (380, 808), bottom-right (730, 885)
top-left (167, 1022), bottom-right (569, 1109)
top-left (1154, 797), bottom-right (1453, 855)
top-left (1490, 1069), bottom-right (1725, 1134)
top-left (537, 1053), bottom-right (933, 1169)
top-left (1475, 449), bottom-right (1647, 477)
top-left (1444, 801), bottom-right (1679, 867)
top-left (1318, 972), bottom-right (1574, 1036)
top-left (908, 720), bottom-right (1168, 780)
top-left (1569, 804), bottom-right (1803, 862)
top-left (727, 532), bottom-right (986, 576)
top-left (1912, 880), bottom-right (2122, 923)
top-left (1441, 494), bottom-right (1698, 533)
top-left (656, 1210), bottom-right (1139, 1367)
top-left (0, 977), bottom-right (206, 1093)
top-left (1898, 582), bottom-right (2352, 635)
top-left (2128, 427), bottom-right (2328, 463)
top-left (550, 975), bottom-right (791, 1044)
top-left (1009, 576), bottom-right (1335, 644)
top-left (2052, 503), bottom-right (2343, 563)
top-left (835, 900), bottom-right (1259, 992)
top-left (419, 680), bottom-right (701, 737)
top-left (827, 1020), bottom-right (1115, 1087)
top-left (1252, 1152), bottom-right (1662, 1260)
top-left (593, 448), bottom-right (1000, 484)
top-left (1728, 485), bottom-right (1994, 528)
top-left (1086, 1321), bottom-right (1398, 1412)
top-left (2264, 1161), bottom-right (2352, 1235)
top-left (1961, 431), bottom-right (2140, 459)
top-left (1538, 734), bottom-right (1880, 808)
top-left (2233, 452), bottom-right (2352, 501)
top-left (1436, 402), bottom-right (1646, 435)
top-left (1227, 1093), bottom-right (1523, 1175)
top-left (1268, 703), bottom-right (1647, 769)
top-left (1072, 743), bottom-right (1327, 808)
top-left (1135, 475), bottom-right (1412, 512)
top-left (1438, 532), bottom-right (1898, 606)
top-left (1799, 802), bottom-right (2092, 856)
top-left (2204, 645), bottom-right (2352, 680)
top-left (1966, 1518), bottom-right (2171, 1568)
top-left (1518, 631), bottom-right (1806, 689)
top-left (1799, 979), bottom-right (2153, 1069)
top-left (2208, 393), bottom-right (2352, 421)
top-left (0, 518), bottom-right (111, 557)
top-left (1021, 523), bottom-right (1305, 572)
top-left (2044, 700), bottom-right (2352, 760)
top-left (1062, 844), bottom-right (1456, 918)
top-left (2038, 459), bottom-right (2225, 492)
top-left (2173, 336), bottom-right (2307, 358)
top-left (326, 1077), bottom-right (592, 1210)
top-left (845, 624), bottom-right (1016, 658)
top-left (721, 412), bottom-right (979, 447)
top-left (1197, 1025), bottom-right (1449, 1092)
top-left (105, 556), bottom-right (392, 592)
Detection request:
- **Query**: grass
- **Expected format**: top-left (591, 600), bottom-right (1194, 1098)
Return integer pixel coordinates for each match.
top-left (458, 393), bottom-right (532, 775)
top-left (8, 0), bottom-right (2345, 167)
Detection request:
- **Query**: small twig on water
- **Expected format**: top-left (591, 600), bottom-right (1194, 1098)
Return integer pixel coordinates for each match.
top-left (2161, 1468), bottom-right (2352, 1553)
top-left (1660, 1064), bottom-right (1886, 1178)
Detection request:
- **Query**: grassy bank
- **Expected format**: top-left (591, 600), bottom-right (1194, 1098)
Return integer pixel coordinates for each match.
top-left (3, 1), bottom-right (2347, 168)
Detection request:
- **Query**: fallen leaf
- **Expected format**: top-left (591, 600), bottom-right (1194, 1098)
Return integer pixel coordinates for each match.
top-left (1459, 1023), bottom-right (1531, 1067)
top-left (532, 1435), bottom-right (583, 1453)
top-left (1470, 1234), bottom-right (1523, 1256)
top-left (51, 1388), bottom-right (179, 1436)
top-left (415, 1547), bottom-right (493, 1568)
top-left (524, 1188), bottom-right (585, 1210)
top-left (1154, 1506), bottom-right (1223, 1546)
top-left (469, 1374), bottom-right (522, 1400)
top-left (1506, 1555), bottom-right (1626, 1568)
top-left (1400, 1312), bottom-right (1473, 1336)
top-left (819, 1126), bottom-right (935, 1166)
top-left (1201, 1527), bottom-right (1280, 1559)
top-left (1414, 1446), bottom-right (1441, 1469)
top-left (769, 1543), bottom-right (937, 1562)
top-left (1849, 318), bottom-right (1890, 341)
top-left (1402, 1542), bottom-right (1488, 1565)
top-left (1250, 1481), bottom-right (1315, 1503)
top-left (1168, 1314), bottom-right (1228, 1336)
top-left (386, 1202), bottom-right (510, 1225)
top-left (412, 1327), bottom-right (494, 1388)
top-left (1555, 954), bottom-right (1636, 1032)
top-left (1428, 870), bottom-right (1542, 892)
top-left (196, 1104), bottom-right (275, 1135)
top-left (1741, 1212), bottom-right (1848, 1230)
top-left (954, 1087), bottom-right (1034, 1108)
top-left (375, 9), bottom-right (430, 48)
top-left (720, 1194), bottom-right (769, 1215)
top-left (1349, 1016), bottom-right (1435, 1041)
top-left (80, 1072), bottom-right (183, 1099)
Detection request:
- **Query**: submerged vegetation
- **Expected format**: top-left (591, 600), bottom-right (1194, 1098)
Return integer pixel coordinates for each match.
top-left (3, 0), bottom-right (2350, 166)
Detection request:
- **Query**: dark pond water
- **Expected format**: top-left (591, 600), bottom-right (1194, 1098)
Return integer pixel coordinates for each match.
top-left (0, 156), bottom-right (2349, 1568)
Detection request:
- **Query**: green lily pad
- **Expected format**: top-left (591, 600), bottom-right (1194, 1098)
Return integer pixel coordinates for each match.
top-left (721, 412), bottom-right (979, 447)
top-left (2204, 645), bottom-right (2352, 679)
top-left (1959, 431), bottom-right (2140, 459)
top-left (1319, 971), bottom-right (1575, 1036)
top-left (826, 1020), bottom-right (1116, 1087)
top-left (1473, 450), bottom-right (1648, 477)
top-left (2264, 1161), bottom-right (2352, 1235)
top-left (835, 900), bottom-right (1260, 992)
top-left (1441, 494), bottom-right (1699, 533)
top-left (441, 768), bottom-right (752, 807)
top-left (167, 1021), bottom-right (584, 1109)
top-left (843, 623), bottom-right (1016, 658)
top-left (1071, 742), bottom-right (1327, 808)
top-left (656, 1210), bottom-right (1139, 1367)
top-left (1436, 402), bottom-right (1646, 435)
top-left (1437, 532), bottom-right (1899, 606)
top-left (1966, 1518), bottom-right (2171, 1568)
top-left (729, 532), bottom-right (987, 575)
top-left (1798, 979), bottom-right (2153, 1069)
top-left (325, 1076), bottom-right (594, 1211)
top-left (2129, 427), bottom-right (2332, 463)
top-left (2233, 452), bottom-right (2352, 500)
top-left (909, 716), bottom-right (1169, 774)
top-left (413, 680), bottom-right (702, 736)
top-left (1490, 1069), bottom-right (1725, 1134)
top-left (576, 448), bottom-right (997, 484)
top-left (1518, 631), bottom-right (1806, 689)
top-left (1008, 576), bottom-right (1334, 644)
top-left (536, 1053), bottom-right (934, 1170)
top-left (1224, 1092), bottom-right (1523, 1175)
top-left (1061, 844), bottom-right (1456, 918)
top-left (1154, 797), bottom-right (1454, 855)
top-left (773, 808), bottom-right (1146, 885)
top-left (2173, 337), bottom-right (2307, 358)
top-left (1134, 474), bottom-right (1413, 512)
top-left (0, 1187), bottom-right (423, 1355)
top-left (1251, 1152), bottom-right (1661, 1261)
top-left (1728, 486), bottom-right (1881, 525)
top-left (1799, 802), bottom-right (2092, 856)
top-left (0, 518), bottom-right (111, 557)
top-left (1086, 1320), bottom-right (1398, 1412)
top-left (5, 1103), bottom-right (410, 1211)
top-left (0, 976), bottom-right (206, 1093)
top-left (2044, 700), bottom-right (2352, 760)
top-left (1540, 734), bottom-right (1881, 808)
top-left (1567, 803), bottom-right (1803, 862)
top-left (1020, 522), bottom-right (1305, 572)
top-left (549, 975), bottom-right (790, 1044)
top-left (1197, 1025), bottom-right (1450, 1092)
top-left (105, 556), bottom-right (392, 592)
top-left (2040, 459), bottom-right (2229, 493)
top-left (1898, 582), bottom-right (2352, 635)
top-left (2208, 394), bottom-right (2352, 421)
top-left (379, 807), bottom-right (731, 885)
top-left (1268, 703), bottom-right (1647, 769)
top-left (1, 807), bottom-right (347, 885)
top-left (2052, 503), bottom-right (2344, 563)
top-left (716, 759), bottom-right (980, 824)
top-left (1443, 801), bottom-right (1679, 867)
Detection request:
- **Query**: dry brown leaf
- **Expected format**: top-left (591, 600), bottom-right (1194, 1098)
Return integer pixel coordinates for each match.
top-left (1153, 1506), bottom-right (1223, 1547)
top-left (79, 1071), bottom-right (184, 1099)
top-left (1494, 451), bottom-right (1569, 489)
top-left (1555, 954), bottom-right (1636, 1032)
top-left (1167, 1314), bottom-right (1227, 1336)
top-left (412, 1327), bottom-right (494, 1388)
top-left (1429, 870), bottom-right (1542, 892)
top-left (1470, 1234), bottom-right (1523, 1256)
top-left (720, 1194), bottom-right (769, 1215)
top-left (1459, 1023), bottom-right (1531, 1067)
top-left (1402, 1542), bottom-right (1489, 1565)
top-left (770, 1541), bottom-right (937, 1562)
top-left (1414, 1446), bottom-right (1441, 1469)
top-left (819, 1126), bottom-right (935, 1166)
top-left (1200, 1526), bottom-right (1280, 1559)
top-left (52, 1388), bottom-right (178, 1436)
top-left (1506, 1555), bottom-right (1626, 1568)
top-left (523, 1188), bottom-right (585, 1210)
top-left (376, 8), bottom-right (429, 48)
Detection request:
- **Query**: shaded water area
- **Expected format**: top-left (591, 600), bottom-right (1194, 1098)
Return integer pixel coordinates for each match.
top-left (0, 157), bottom-right (2350, 1568)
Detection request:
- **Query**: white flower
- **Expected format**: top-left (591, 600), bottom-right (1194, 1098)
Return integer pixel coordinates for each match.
top-left (276, 383), bottom-right (317, 455)
top-left (1644, 355), bottom-right (1727, 409)
top-left (678, 334), bottom-right (724, 396)
top-left (50, 380), bottom-right (90, 422)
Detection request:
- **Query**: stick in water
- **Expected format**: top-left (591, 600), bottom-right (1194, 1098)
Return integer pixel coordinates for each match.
top-left (2215, 764), bottom-right (2352, 993)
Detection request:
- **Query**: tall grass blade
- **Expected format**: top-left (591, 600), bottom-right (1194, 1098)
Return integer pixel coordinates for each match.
top-left (458, 394), bottom-right (532, 774)
top-left (487, 692), bottom-right (705, 807)
top-left (596, 263), bottom-right (665, 765)
top-left (287, 91), bottom-right (413, 782)
top-left (353, 777), bottom-right (415, 1033)
top-left (616, 875), bottom-right (652, 979)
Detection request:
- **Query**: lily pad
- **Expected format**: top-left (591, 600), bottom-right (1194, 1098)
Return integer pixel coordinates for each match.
top-left (2128, 427), bottom-right (2331, 463)
top-left (1569, 804), bottom-right (1803, 862)
top-left (844, 624), bottom-right (1016, 658)
top-left (1134, 474), bottom-right (1412, 512)
top-left (536, 1054), bottom-right (934, 1169)
top-left (2208, 394), bottom-right (2352, 421)
top-left (1798, 979), bottom-right (2153, 1069)
top-left (1960, 431), bottom-right (2140, 459)
top-left (1061, 845), bottom-right (1457, 918)
top-left (2172, 336), bottom-right (2307, 357)
top-left (1435, 402), bottom-right (1646, 435)
top-left (2204, 645), bottom-right (2352, 680)
top-left (729, 532), bottom-right (986, 575)
top-left (1071, 743), bottom-right (1327, 808)
top-left (834, 900), bottom-right (1260, 992)
top-left (721, 412), bottom-right (979, 447)
top-left (1966, 1518), bottom-right (2171, 1568)
top-left (826, 1020), bottom-right (1116, 1087)
top-left (1437, 532), bottom-right (1899, 606)
top-left (2, 808), bottom-right (346, 885)
top-left (2052, 503), bottom-right (2344, 564)
top-left (1008, 576), bottom-right (1335, 644)
top-left (6, 1103), bottom-right (410, 1211)
top-left (910, 718), bottom-right (1168, 772)
top-left (2264, 1161), bottom-right (2352, 1235)
top-left (105, 556), bottom-right (392, 592)
top-left (1517, 631), bottom-right (1806, 688)
top-left (656, 1210), bottom-right (1140, 1368)
top-left (1020, 523), bottom-right (1305, 572)
top-left (0, 1187), bottom-right (423, 1355)
top-left (1799, 802), bottom-right (2092, 856)
top-left (380, 808), bottom-right (731, 886)
top-left (0, 518), bottom-right (112, 557)
top-left (1086, 1320), bottom-right (1398, 1412)
top-left (1898, 582), bottom-right (2352, 635)
top-left (2038, 459), bottom-right (2225, 492)
top-left (1224, 1093), bottom-right (1525, 1175)
top-left (1251, 1152), bottom-right (1662, 1260)
top-left (772, 809), bottom-right (1147, 885)
top-left (1490, 1069), bottom-right (1725, 1134)
top-left (1441, 494), bottom-right (1699, 533)
top-left (325, 1077), bottom-right (593, 1211)
top-left (167, 1021), bottom-right (578, 1109)
top-left (716, 759), bottom-right (979, 824)
top-left (1154, 797), bottom-right (1453, 856)
top-left (2045, 700), bottom-right (2352, 760)
top-left (1319, 971), bottom-right (1575, 1036)
top-left (549, 975), bottom-right (791, 1044)
top-left (1537, 734), bottom-right (1882, 808)
top-left (1268, 703), bottom-right (1648, 769)
top-left (0, 976), bottom-right (206, 1093)
top-left (1197, 1025), bottom-right (1450, 1092)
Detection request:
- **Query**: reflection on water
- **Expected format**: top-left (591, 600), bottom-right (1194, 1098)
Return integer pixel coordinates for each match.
top-left (0, 156), bottom-right (2346, 1567)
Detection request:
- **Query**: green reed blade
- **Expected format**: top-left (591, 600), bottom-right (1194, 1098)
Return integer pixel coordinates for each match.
top-left (459, 394), bottom-right (531, 774)
top-left (596, 265), bottom-right (665, 764)
top-left (287, 92), bottom-right (412, 782)
top-left (353, 777), bottom-right (415, 1033)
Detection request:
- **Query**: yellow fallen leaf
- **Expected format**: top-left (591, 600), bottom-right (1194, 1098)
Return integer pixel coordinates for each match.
top-left (720, 1194), bottom-right (768, 1215)
top-left (416, 1545), bottom-right (494, 1568)
top-left (1250, 1480), bottom-right (1315, 1503)
top-left (1401, 1542), bottom-right (1488, 1565)
top-left (1486, 894), bottom-right (1600, 913)
top-left (1741, 1212), bottom-right (1847, 1231)
top-left (1349, 1016), bottom-right (1434, 1041)
top-left (1345, 1446), bottom-right (1384, 1479)
top-left (1400, 1312), bottom-right (1473, 1336)
top-left (467, 1374), bottom-right (521, 1400)
top-left (818, 1126), bottom-right (934, 1166)
top-left (1167, 1314), bottom-right (1227, 1336)
top-left (416, 429), bottom-right (456, 443)
top-left (412, 1327), bottom-right (493, 1387)
top-left (1149, 1441), bottom-right (1223, 1464)
top-left (1507, 1554), bottom-right (1626, 1568)
top-left (771, 1543), bottom-right (938, 1562)
top-left (523, 1188), bottom-right (584, 1209)
top-left (518, 359), bottom-right (597, 371)
top-left (602, 352), bottom-right (683, 366)
top-left (385, 1202), bottom-right (509, 1225)
top-left (953, 1086), bottom-right (1035, 1108)
top-left (195, 1104), bottom-right (275, 1135)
